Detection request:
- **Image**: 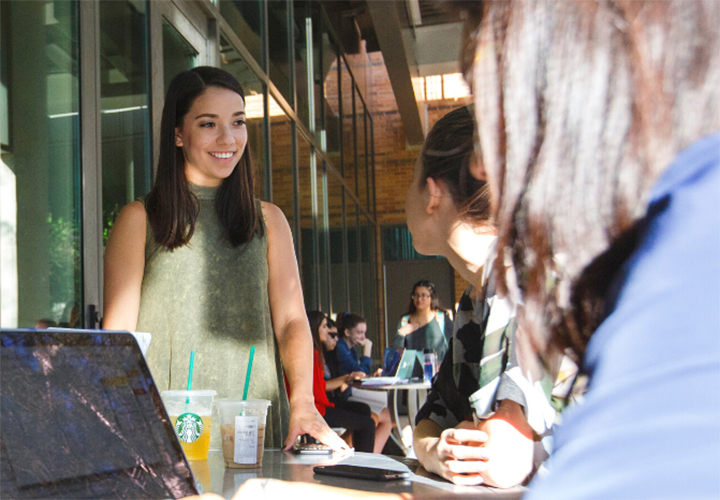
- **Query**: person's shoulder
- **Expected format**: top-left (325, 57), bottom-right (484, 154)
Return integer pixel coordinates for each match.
top-left (114, 201), bottom-right (147, 230)
top-left (260, 201), bottom-right (286, 224)
top-left (105, 201), bottom-right (147, 253)
top-left (260, 201), bottom-right (291, 236)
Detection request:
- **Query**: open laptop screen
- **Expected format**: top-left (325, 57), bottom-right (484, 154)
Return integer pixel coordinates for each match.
top-left (0, 329), bottom-right (198, 499)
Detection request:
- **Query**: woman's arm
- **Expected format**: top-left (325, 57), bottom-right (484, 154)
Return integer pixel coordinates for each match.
top-left (103, 201), bottom-right (147, 331)
top-left (324, 372), bottom-right (365, 392)
top-left (263, 202), bottom-right (348, 451)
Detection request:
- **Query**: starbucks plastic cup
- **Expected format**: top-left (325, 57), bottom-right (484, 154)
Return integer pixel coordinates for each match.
top-left (217, 399), bottom-right (271, 469)
top-left (162, 390), bottom-right (216, 461)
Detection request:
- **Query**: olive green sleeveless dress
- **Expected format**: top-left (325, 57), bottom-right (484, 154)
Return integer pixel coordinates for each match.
top-left (137, 184), bottom-right (289, 450)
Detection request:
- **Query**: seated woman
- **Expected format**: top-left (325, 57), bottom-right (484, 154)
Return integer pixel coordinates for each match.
top-left (333, 312), bottom-right (393, 454)
top-left (408, 106), bottom-right (555, 488)
top-left (392, 280), bottom-right (453, 360)
top-left (305, 311), bottom-right (376, 453)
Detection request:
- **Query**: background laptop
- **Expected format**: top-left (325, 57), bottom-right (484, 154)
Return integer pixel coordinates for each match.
top-left (0, 328), bottom-right (199, 499)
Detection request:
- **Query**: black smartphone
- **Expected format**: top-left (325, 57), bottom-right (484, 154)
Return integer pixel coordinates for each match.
top-left (313, 465), bottom-right (409, 481)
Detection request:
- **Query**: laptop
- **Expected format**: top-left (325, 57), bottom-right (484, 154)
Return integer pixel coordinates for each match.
top-left (381, 347), bottom-right (403, 376)
top-left (0, 328), bottom-right (199, 499)
top-left (394, 349), bottom-right (420, 380)
top-left (361, 348), bottom-right (420, 386)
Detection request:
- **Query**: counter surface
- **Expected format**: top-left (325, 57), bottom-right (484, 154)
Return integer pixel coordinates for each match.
top-left (191, 450), bottom-right (523, 499)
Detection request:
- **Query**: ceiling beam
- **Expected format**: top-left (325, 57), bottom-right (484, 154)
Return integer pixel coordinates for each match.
top-left (367, 1), bottom-right (425, 146)
top-left (407, 0), bottom-right (422, 28)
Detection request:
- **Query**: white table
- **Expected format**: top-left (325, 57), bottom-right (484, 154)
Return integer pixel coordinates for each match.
top-left (195, 449), bottom-right (524, 499)
top-left (351, 380), bottom-right (432, 455)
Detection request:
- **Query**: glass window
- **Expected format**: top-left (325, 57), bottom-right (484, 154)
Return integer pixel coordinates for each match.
top-left (298, 133), bottom-right (316, 309)
top-left (270, 103), bottom-right (294, 233)
top-left (220, 0), bottom-right (264, 70)
top-left (361, 215), bottom-right (377, 348)
top-left (347, 199), bottom-right (362, 315)
top-left (316, 154), bottom-right (329, 313)
top-left (315, 12), bottom-right (340, 156)
top-left (327, 169), bottom-right (347, 315)
top-left (292, 1), bottom-right (310, 129)
top-left (267, 0), bottom-right (292, 106)
top-left (100, 0), bottom-right (151, 248)
top-left (162, 19), bottom-right (198, 94)
top-left (1, 0), bottom-right (82, 328)
top-left (368, 110), bottom-right (375, 218)
top-left (356, 90), bottom-right (368, 212)
top-left (220, 34), bottom-right (266, 200)
top-left (340, 60), bottom-right (355, 191)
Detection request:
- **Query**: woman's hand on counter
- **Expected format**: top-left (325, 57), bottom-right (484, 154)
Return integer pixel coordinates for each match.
top-left (475, 399), bottom-right (534, 488)
top-left (413, 419), bottom-right (490, 486)
top-left (283, 400), bottom-right (350, 452)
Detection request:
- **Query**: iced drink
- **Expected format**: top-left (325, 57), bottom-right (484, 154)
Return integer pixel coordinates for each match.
top-left (170, 415), bottom-right (212, 460)
top-left (217, 399), bottom-right (271, 469)
top-left (162, 390), bottom-right (216, 461)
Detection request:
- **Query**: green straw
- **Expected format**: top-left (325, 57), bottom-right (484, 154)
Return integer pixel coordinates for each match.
top-left (187, 351), bottom-right (195, 391)
top-left (242, 346), bottom-right (255, 401)
top-left (186, 351), bottom-right (195, 405)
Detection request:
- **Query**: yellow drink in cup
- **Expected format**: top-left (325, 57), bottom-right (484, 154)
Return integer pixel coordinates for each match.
top-left (162, 390), bottom-right (217, 461)
top-left (170, 415), bottom-right (212, 461)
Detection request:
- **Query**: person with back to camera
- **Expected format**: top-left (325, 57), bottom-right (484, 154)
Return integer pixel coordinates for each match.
top-left (334, 312), bottom-right (393, 454)
top-left (103, 66), bottom-right (347, 453)
top-left (459, 1), bottom-right (720, 497)
top-left (301, 311), bottom-right (376, 453)
top-left (406, 105), bottom-right (556, 488)
top-left (393, 280), bottom-right (454, 361)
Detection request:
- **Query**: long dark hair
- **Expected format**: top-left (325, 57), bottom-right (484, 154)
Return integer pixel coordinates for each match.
top-left (420, 105), bottom-right (490, 224)
top-left (145, 66), bottom-right (263, 249)
top-left (405, 280), bottom-right (443, 315)
top-left (307, 310), bottom-right (327, 367)
top-left (338, 312), bottom-right (366, 340)
top-left (456, 1), bottom-right (720, 364)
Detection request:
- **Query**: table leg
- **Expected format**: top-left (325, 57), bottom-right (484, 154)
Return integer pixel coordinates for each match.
top-left (386, 388), bottom-right (409, 455)
top-left (407, 389), bottom-right (427, 430)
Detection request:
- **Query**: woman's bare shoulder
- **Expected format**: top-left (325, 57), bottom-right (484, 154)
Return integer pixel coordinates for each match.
top-left (260, 201), bottom-right (290, 231)
top-left (111, 201), bottom-right (147, 237)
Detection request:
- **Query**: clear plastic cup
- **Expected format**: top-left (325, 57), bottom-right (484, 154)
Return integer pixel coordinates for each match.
top-left (162, 390), bottom-right (216, 461)
top-left (217, 399), bottom-right (271, 469)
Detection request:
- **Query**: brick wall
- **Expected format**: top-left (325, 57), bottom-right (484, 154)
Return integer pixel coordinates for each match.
top-left (368, 52), bottom-right (473, 306)
top-left (259, 51), bottom-right (474, 331)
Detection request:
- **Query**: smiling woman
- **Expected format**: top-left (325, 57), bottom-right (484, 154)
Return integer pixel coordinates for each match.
top-left (103, 67), bottom-right (348, 454)
top-left (175, 87), bottom-right (248, 187)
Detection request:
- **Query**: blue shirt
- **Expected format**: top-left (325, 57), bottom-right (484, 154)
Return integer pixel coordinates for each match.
top-left (526, 133), bottom-right (720, 499)
top-left (335, 339), bottom-right (372, 376)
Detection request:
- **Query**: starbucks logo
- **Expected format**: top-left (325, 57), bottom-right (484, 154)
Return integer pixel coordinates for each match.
top-left (175, 413), bottom-right (204, 443)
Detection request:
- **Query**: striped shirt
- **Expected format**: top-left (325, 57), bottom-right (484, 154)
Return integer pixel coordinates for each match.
top-left (416, 247), bottom-right (556, 468)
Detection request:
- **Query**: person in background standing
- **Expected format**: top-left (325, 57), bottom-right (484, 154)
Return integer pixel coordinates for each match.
top-left (392, 280), bottom-right (453, 361)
